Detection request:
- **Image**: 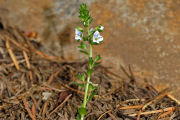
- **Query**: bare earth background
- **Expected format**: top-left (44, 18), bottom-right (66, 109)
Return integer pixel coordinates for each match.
top-left (0, 0), bottom-right (180, 99)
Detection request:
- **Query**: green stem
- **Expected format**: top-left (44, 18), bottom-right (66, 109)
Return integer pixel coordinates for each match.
top-left (89, 44), bottom-right (92, 58)
top-left (82, 44), bottom-right (92, 108)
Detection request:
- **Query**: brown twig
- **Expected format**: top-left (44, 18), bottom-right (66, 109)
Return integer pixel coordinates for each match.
top-left (116, 99), bottom-right (146, 108)
top-left (120, 65), bottom-right (131, 78)
top-left (167, 94), bottom-right (180, 105)
top-left (137, 92), bottom-right (170, 120)
top-left (42, 83), bottom-right (65, 92)
top-left (32, 104), bottom-right (36, 120)
top-left (40, 86), bottom-right (53, 91)
top-left (97, 110), bottom-right (112, 120)
top-left (49, 94), bottom-right (72, 116)
top-left (128, 64), bottom-right (135, 80)
top-left (30, 94), bottom-right (37, 110)
top-left (1, 32), bottom-right (29, 52)
top-left (143, 92), bottom-right (170, 110)
top-left (47, 69), bottom-right (62, 84)
top-left (8, 59), bottom-right (26, 67)
top-left (6, 40), bottom-right (20, 70)
top-left (1, 31), bottom-right (64, 62)
top-left (119, 105), bottom-right (142, 110)
top-left (23, 50), bottom-right (31, 69)
top-left (137, 109), bottom-right (142, 120)
top-left (107, 113), bottom-right (117, 120)
top-left (129, 107), bottom-right (176, 117)
top-left (31, 47), bottom-right (63, 62)
top-left (42, 101), bottom-right (49, 120)
top-left (157, 109), bottom-right (174, 120)
top-left (23, 50), bottom-right (33, 85)
top-left (22, 97), bottom-right (36, 120)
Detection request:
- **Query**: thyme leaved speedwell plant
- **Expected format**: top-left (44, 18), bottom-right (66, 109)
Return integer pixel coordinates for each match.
top-left (74, 3), bottom-right (104, 120)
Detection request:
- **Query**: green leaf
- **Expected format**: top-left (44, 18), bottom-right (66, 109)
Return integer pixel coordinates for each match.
top-left (87, 17), bottom-right (93, 25)
top-left (89, 83), bottom-right (98, 92)
top-left (87, 69), bottom-right (93, 76)
top-left (93, 62), bottom-right (100, 67)
top-left (77, 73), bottom-right (85, 82)
top-left (73, 81), bottom-right (85, 88)
top-left (78, 42), bottom-right (87, 49)
top-left (94, 55), bottom-right (101, 62)
top-left (79, 3), bottom-right (93, 27)
top-left (88, 91), bottom-right (98, 101)
top-left (97, 25), bottom-right (103, 32)
top-left (79, 50), bottom-right (89, 55)
top-left (92, 42), bottom-right (99, 45)
top-left (78, 107), bottom-right (87, 117)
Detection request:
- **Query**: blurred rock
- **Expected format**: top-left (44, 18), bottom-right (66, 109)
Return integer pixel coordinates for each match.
top-left (1, 0), bottom-right (180, 99)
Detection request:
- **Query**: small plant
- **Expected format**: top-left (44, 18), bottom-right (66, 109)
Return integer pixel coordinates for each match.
top-left (74, 3), bottom-right (104, 120)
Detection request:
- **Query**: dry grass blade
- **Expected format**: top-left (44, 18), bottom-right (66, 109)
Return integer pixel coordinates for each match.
top-left (7, 59), bottom-right (26, 67)
top-left (137, 110), bottom-right (142, 120)
top-left (128, 64), bottom-right (135, 80)
top-left (31, 47), bottom-right (63, 62)
top-left (42, 83), bottom-right (65, 92)
top-left (23, 50), bottom-right (34, 84)
top-left (42, 101), bottom-right (49, 120)
top-left (116, 99), bottom-right (146, 108)
top-left (129, 107), bottom-right (176, 117)
top-left (49, 94), bottom-right (72, 116)
top-left (32, 104), bottom-right (36, 119)
top-left (167, 94), bottom-right (180, 105)
top-left (22, 97), bottom-right (36, 120)
top-left (119, 105), bottom-right (142, 110)
top-left (120, 65), bottom-right (131, 78)
top-left (137, 92), bottom-right (170, 120)
top-left (47, 69), bottom-right (62, 84)
top-left (23, 50), bottom-right (31, 69)
top-left (97, 110), bottom-right (112, 120)
top-left (107, 113), bottom-right (117, 120)
top-left (142, 92), bottom-right (170, 110)
top-left (0, 32), bottom-right (29, 52)
top-left (157, 109), bottom-right (174, 120)
top-left (6, 40), bottom-right (20, 70)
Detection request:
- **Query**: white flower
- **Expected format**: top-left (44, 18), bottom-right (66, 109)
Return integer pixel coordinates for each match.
top-left (100, 26), bottom-right (104, 30)
top-left (75, 28), bottom-right (83, 40)
top-left (93, 31), bottom-right (103, 43)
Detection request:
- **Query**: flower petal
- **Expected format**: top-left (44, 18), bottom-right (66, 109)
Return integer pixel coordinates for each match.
top-left (100, 26), bottom-right (104, 30)
top-left (75, 28), bottom-right (83, 40)
top-left (93, 31), bottom-right (103, 43)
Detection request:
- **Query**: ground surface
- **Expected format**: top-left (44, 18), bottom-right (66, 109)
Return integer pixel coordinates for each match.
top-left (0, 0), bottom-right (180, 99)
top-left (0, 25), bottom-right (179, 119)
top-left (0, 0), bottom-right (180, 119)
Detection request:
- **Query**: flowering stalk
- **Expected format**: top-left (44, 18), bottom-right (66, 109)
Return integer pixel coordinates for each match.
top-left (75, 3), bottom-right (104, 120)
top-left (82, 28), bottom-right (92, 110)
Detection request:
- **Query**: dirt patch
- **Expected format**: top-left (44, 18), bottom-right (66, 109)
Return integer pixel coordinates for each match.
top-left (0, 22), bottom-right (180, 119)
